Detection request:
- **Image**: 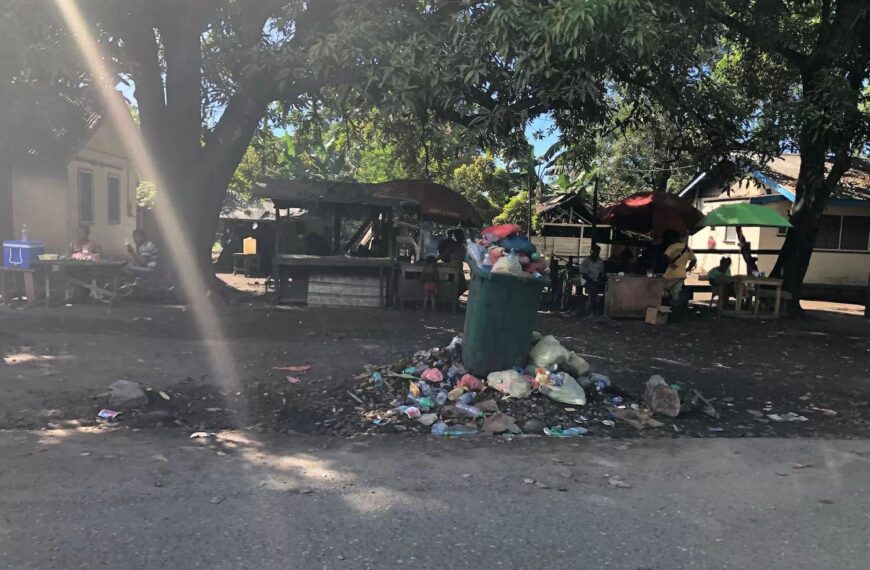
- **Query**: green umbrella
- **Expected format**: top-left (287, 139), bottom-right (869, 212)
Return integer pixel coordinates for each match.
top-left (697, 203), bottom-right (792, 229)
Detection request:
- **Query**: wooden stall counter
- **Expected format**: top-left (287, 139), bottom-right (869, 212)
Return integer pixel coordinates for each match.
top-left (604, 274), bottom-right (665, 318)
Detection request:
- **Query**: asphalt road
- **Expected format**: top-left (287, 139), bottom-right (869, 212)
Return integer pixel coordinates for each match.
top-left (0, 429), bottom-right (868, 569)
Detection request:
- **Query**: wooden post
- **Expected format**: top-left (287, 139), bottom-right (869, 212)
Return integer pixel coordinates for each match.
top-left (591, 176), bottom-right (599, 249)
top-left (865, 270), bottom-right (869, 319)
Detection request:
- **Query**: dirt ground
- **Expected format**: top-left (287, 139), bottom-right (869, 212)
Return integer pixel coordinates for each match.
top-left (1, 273), bottom-right (869, 439)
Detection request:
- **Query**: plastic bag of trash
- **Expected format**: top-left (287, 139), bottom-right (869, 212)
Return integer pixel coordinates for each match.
top-left (481, 223), bottom-right (522, 240)
top-left (644, 375), bottom-right (680, 418)
top-left (539, 373), bottom-right (587, 406)
top-left (491, 251), bottom-right (524, 276)
top-left (564, 351), bottom-right (590, 377)
top-left (486, 369), bottom-right (533, 399)
top-left (529, 335), bottom-right (570, 368)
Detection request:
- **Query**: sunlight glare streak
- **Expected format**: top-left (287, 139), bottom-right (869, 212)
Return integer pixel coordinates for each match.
top-left (53, 0), bottom-right (245, 412)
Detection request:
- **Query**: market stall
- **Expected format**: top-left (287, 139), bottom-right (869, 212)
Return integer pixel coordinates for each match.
top-left (251, 178), bottom-right (483, 307)
top-left (598, 191), bottom-right (704, 318)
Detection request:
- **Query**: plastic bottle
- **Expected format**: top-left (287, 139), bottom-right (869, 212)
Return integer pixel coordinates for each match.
top-left (457, 391), bottom-right (476, 405)
top-left (407, 395), bottom-right (435, 411)
top-left (455, 402), bottom-right (483, 418)
top-left (590, 372), bottom-right (611, 392)
top-left (418, 382), bottom-right (435, 398)
top-left (21, 224), bottom-right (28, 242)
top-left (435, 390), bottom-right (448, 406)
top-left (371, 371), bottom-right (384, 385)
top-left (431, 422), bottom-right (478, 436)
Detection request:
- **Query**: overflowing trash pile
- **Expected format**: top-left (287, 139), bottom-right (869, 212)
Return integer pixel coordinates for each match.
top-left (334, 332), bottom-right (720, 438)
top-left (465, 223), bottom-right (547, 278)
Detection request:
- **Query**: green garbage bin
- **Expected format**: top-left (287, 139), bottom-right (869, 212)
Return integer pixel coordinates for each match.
top-left (462, 260), bottom-right (545, 376)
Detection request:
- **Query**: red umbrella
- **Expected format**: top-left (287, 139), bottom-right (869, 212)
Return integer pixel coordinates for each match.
top-left (598, 191), bottom-right (703, 237)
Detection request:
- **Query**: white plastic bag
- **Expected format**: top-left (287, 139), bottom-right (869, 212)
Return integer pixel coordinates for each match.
top-left (539, 373), bottom-right (587, 405)
top-left (529, 335), bottom-right (570, 368)
top-left (491, 251), bottom-right (523, 275)
top-left (565, 351), bottom-right (590, 377)
top-left (486, 369), bottom-right (533, 399)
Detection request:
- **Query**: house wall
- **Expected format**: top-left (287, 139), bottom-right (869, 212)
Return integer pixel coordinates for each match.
top-left (67, 122), bottom-right (137, 257)
top-left (689, 198), bottom-right (870, 288)
top-left (11, 164), bottom-right (68, 249)
top-left (12, 122), bottom-right (137, 257)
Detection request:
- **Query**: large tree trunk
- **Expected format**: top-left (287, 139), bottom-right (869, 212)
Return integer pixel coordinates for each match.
top-left (773, 125), bottom-right (851, 314)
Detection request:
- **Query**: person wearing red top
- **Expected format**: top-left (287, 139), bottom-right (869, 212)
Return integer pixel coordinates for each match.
top-left (68, 226), bottom-right (102, 259)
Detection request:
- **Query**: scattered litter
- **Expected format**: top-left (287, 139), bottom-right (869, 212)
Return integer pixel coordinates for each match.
top-left (487, 370), bottom-right (533, 398)
top-left (792, 463), bottom-right (813, 470)
top-left (644, 375), bottom-right (680, 418)
top-left (681, 389), bottom-right (720, 419)
top-left (421, 368), bottom-right (444, 383)
top-left (205, 407), bottom-right (223, 413)
top-left (810, 406), bottom-right (837, 416)
top-left (158, 390), bottom-right (171, 401)
top-left (767, 413), bottom-right (809, 422)
top-left (346, 391), bottom-right (365, 405)
top-left (416, 413), bottom-right (438, 426)
top-left (97, 409), bottom-right (121, 421)
top-left (286, 376), bottom-right (302, 384)
top-left (707, 427), bottom-right (724, 433)
top-left (601, 419), bottom-right (615, 427)
top-left (614, 409), bottom-right (663, 430)
top-left (523, 477), bottom-right (535, 485)
top-left (543, 425), bottom-right (588, 437)
top-left (482, 412), bottom-right (516, 434)
top-left (372, 418), bottom-right (391, 426)
top-left (539, 373), bottom-right (587, 406)
top-left (209, 496), bottom-right (225, 505)
top-left (189, 431), bottom-right (216, 439)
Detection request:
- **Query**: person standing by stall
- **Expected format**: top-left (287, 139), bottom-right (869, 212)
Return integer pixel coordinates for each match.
top-left (579, 244), bottom-right (607, 314)
top-left (662, 231), bottom-right (696, 306)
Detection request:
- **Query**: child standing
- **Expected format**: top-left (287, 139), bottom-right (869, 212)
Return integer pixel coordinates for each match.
top-left (421, 255), bottom-right (439, 312)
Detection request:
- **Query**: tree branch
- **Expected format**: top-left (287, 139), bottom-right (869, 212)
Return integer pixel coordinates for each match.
top-left (712, 4), bottom-right (807, 69)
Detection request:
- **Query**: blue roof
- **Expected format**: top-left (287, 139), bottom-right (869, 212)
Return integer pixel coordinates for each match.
top-left (750, 171), bottom-right (796, 201)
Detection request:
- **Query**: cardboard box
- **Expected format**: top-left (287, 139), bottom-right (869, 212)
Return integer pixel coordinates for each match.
top-left (645, 305), bottom-right (670, 325)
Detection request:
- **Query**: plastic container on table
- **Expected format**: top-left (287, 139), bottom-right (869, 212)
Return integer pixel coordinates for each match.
top-left (3, 241), bottom-right (46, 269)
top-left (462, 256), bottom-right (544, 376)
top-left (242, 237), bottom-right (257, 254)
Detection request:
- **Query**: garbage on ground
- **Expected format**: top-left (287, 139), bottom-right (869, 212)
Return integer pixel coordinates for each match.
top-left (482, 412), bottom-right (517, 434)
top-left (767, 412), bottom-right (809, 422)
top-left (331, 332), bottom-right (726, 438)
top-left (97, 408), bottom-right (121, 421)
top-left (643, 375), bottom-right (681, 418)
top-left (544, 425), bottom-right (588, 437)
top-left (539, 374), bottom-right (587, 406)
top-left (614, 408), bottom-right (663, 430)
top-left (680, 389), bottom-right (720, 419)
top-left (487, 369), bottom-right (533, 399)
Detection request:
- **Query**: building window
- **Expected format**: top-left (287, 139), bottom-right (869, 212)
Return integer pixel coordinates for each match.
top-left (815, 214), bottom-right (870, 251)
top-left (723, 226), bottom-right (737, 243)
top-left (840, 216), bottom-right (870, 251)
top-left (78, 170), bottom-right (94, 225)
top-left (107, 175), bottom-right (121, 224)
